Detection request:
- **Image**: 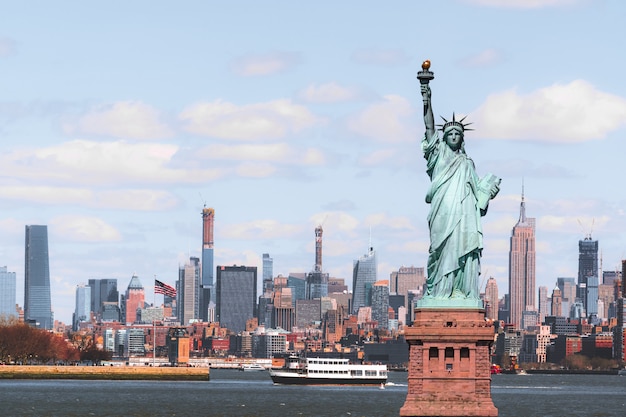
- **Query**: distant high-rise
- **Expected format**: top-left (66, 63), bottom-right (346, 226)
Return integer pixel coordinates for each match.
top-left (551, 285), bottom-right (562, 316)
top-left (557, 277), bottom-right (576, 318)
top-left (200, 207), bottom-right (215, 322)
top-left (24, 225), bottom-right (53, 329)
top-left (314, 225), bottom-right (323, 272)
top-left (484, 277), bottom-right (498, 321)
top-left (578, 236), bottom-right (599, 315)
top-left (508, 190), bottom-right (536, 329)
top-left (88, 278), bottom-right (118, 318)
top-left (124, 274), bottom-right (144, 325)
top-left (306, 226), bottom-right (328, 299)
top-left (390, 266), bottom-right (425, 320)
top-left (73, 284), bottom-right (91, 330)
top-left (216, 265), bottom-right (257, 333)
top-left (538, 286), bottom-right (548, 323)
top-left (179, 257), bottom-right (200, 325)
top-left (262, 253), bottom-right (273, 292)
top-left (0, 266), bottom-right (17, 319)
top-left (352, 246), bottom-right (377, 314)
top-left (371, 280), bottom-right (390, 329)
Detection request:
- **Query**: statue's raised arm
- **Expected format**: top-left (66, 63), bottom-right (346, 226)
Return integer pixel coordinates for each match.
top-left (416, 61), bottom-right (501, 308)
top-left (419, 61), bottom-right (435, 140)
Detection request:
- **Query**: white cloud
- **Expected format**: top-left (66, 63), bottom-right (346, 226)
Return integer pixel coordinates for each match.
top-left (298, 82), bottom-right (360, 103)
top-left (358, 149), bottom-right (396, 166)
top-left (50, 215), bottom-right (122, 242)
top-left (363, 212), bottom-right (415, 231)
top-left (472, 80), bottom-right (626, 142)
top-left (221, 219), bottom-right (305, 240)
top-left (351, 48), bottom-right (409, 66)
top-left (230, 51), bottom-right (300, 76)
top-left (198, 143), bottom-right (325, 166)
top-left (347, 95), bottom-right (418, 143)
top-left (0, 140), bottom-right (223, 186)
top-left (459, 48), bottom-right (504, 68)
top-left (180, 99), bottom-right (322, 140)
top-left (0, 185), bottom-right (179, 212)
top-left (64, 101), bottom-right (173, 140)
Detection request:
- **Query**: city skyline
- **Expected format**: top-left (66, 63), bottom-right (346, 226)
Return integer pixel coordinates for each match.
top-left (2, 1), bottom-right (626, 324)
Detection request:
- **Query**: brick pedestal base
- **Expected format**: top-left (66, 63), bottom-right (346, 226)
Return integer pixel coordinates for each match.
top-left (400, 308), bottom-right (498, 417)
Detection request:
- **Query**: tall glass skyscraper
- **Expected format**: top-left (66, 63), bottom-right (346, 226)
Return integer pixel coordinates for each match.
top-left (0, 266), bottom-right (17, 318)
top-left (578, 237), bottom-right (598, 315)
top-left (24, 225), bottom-right (53, 329)
top-left (352, 246), bottom-right (377, 314)
top-left (74, 284), bottom-right (91, 330)
top-left (216, 265), bottom-right (257, 333)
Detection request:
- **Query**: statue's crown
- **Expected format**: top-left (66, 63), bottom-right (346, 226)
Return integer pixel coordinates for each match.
top-left (437, 113), bottom-right (473, 133)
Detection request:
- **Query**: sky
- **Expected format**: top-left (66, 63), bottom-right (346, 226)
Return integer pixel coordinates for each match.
top-left (1, 0), bottom-right (626, 325)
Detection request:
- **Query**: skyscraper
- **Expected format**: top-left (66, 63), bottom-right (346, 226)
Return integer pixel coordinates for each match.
top-left (262, 253), bottom-right (273, 290)
top-left (484, 277), bottom-right (499, 321)
top-left (371, 280), bottom-right (390, 329)
top-left (306, 226), bottom-right (328, 299)
top-left (200, 207), bottom-right (215, 322)
top-left (124, 274), bottom-right (144, 325)
top-left (551, 285), bottom-right (562, 316)
top-left (24, 225), bottom-right (53, 329)
top-left (0, 266), bottom-right (17, 319)
top-left (390, 266), bottom-right (425, 320)
top-left (352, 245), bottom-right (377, 314)
top-left (538, 286), bottom-right (548, 323)
top-left (88, 278), bottom-right (118, 318)
top-left (578, 236), bottom-right (599, 315)
top-left (557, 277), bottom-right (577, 318)
top-left (74, 284), bottom-right (91, 330)
top-left (508, 191), bottom-right (536, 329)
top-left (179, 257), bottom-right (200, 325)
top-left (216, 265), bottom-right (257, 333)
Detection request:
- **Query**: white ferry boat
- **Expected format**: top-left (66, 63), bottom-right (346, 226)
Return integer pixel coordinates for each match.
top-left (269, 355), bottom-right (388, 385)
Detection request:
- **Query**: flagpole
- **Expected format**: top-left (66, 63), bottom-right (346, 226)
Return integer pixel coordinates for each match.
top-left (153, 274), bottom-right (156, 367)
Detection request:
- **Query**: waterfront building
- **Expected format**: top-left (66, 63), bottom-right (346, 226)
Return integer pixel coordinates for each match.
top-left (216, 265), bottom-right (257, 333)
top-left (508, 191), bottom-right (536, 329)
top-left (88, 278), bottom-right (118, 318)
top-left (200, 207), bottom-right (215, 322)
top-left (484, 277), bottom-right (498, 321)
top-left (390, 266), bottom-right (424, 321)
top-left (73, 284), bottom-right (91, 330)
top-left (104, 328), bottom-right (115, 352)
top-left (124, 274), bottom-right (145, 325)
top-left (551, 285), bottom-right (562, 316)
top-left (371, 280), bottom-right (390, 329)
top-left (352, 246), bottom-right (377, 314)
top-left (0, 266), bottom-right (17, 319)
top-left (24, 225), bottom-right (53, 329)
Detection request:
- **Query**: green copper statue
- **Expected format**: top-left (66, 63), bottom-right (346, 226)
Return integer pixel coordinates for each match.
top-left (416, 60), bottom-right (501, 308)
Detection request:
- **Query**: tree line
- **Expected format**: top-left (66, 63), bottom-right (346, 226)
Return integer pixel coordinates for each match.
top-left (0, 316), bottom-right (110, 364)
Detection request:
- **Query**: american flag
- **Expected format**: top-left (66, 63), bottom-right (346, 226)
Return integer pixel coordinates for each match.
top-left (154, 279), bottom-right (177, 298)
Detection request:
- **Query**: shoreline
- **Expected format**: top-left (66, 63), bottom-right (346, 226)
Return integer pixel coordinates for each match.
top-left (0, 365), bottom-right (210, 381)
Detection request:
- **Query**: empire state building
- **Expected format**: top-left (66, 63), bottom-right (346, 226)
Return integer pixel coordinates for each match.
top-left (508, 190), bottom-right (536, 329)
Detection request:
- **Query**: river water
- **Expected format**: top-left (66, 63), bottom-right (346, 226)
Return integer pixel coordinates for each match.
top-left (1, 369), bottom-right (625, 416)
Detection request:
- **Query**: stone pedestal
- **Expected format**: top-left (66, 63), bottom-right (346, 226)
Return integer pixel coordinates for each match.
top-left (400, 308), bottom-right (498, 417)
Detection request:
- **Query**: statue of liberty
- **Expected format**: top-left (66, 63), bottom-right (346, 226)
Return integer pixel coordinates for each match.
top-left (417, 61), bottom-right (501, 308)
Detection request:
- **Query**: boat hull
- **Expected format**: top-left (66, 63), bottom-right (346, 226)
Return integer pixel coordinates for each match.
top-left (270, 373), bottom-right (386, 385)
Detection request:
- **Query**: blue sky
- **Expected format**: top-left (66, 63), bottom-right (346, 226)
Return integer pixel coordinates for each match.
top-left (1, 0), bottom-right (625, 324)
